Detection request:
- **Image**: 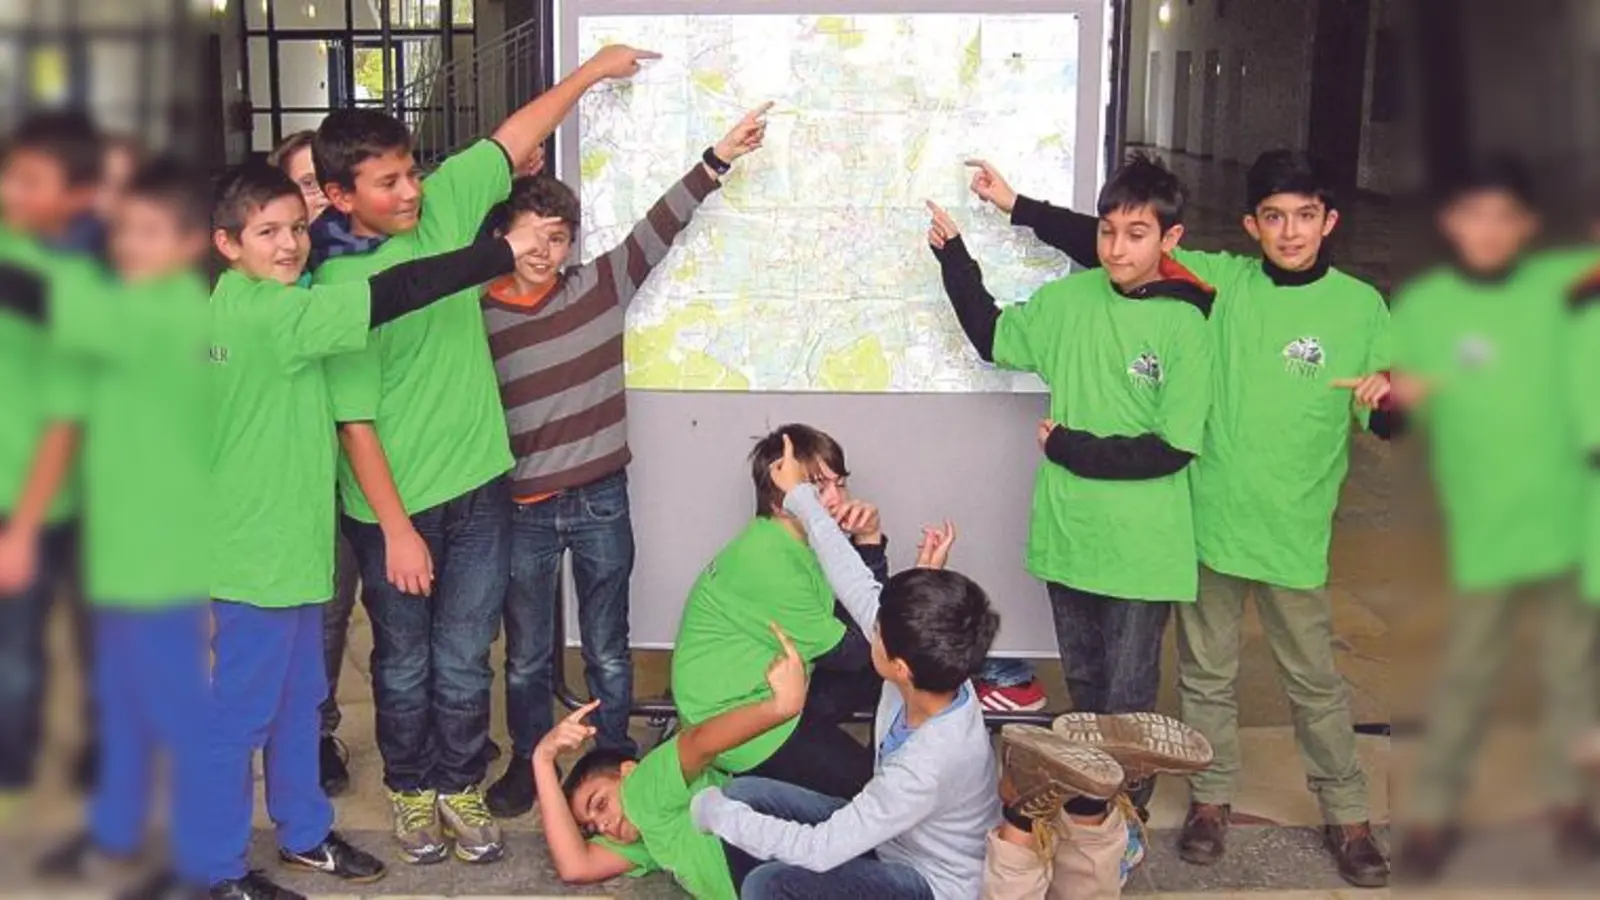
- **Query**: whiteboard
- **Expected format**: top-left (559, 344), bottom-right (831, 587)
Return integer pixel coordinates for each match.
top-left (553, 0), bottom-right (1110, 655)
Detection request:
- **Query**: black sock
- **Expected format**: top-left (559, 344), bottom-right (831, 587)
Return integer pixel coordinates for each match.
top-left (1003, 804), bottom-right (1037, 832)
top-left (1065, 796), bottom-right (1110, 816)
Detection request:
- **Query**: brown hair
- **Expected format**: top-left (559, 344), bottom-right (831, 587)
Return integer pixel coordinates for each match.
top-left (748, 424), bottom-right (849, 517)
top-left (268, 130), bottom-right (318, 173)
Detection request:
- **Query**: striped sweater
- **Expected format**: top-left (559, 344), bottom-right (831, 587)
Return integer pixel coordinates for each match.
top-left (481, 163), bottom-right (719, 498)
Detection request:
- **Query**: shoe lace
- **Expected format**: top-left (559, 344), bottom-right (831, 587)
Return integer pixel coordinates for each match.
top-left (394, 791), bottom-right (437, 833)
top-left (1016, 785), bottom-right (1069, 863)
top-left (444, 787), bottom-right (495, 828)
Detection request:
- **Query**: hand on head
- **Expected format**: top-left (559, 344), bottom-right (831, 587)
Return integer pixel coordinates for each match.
top-left (768, 433), bottom-right (808, 496)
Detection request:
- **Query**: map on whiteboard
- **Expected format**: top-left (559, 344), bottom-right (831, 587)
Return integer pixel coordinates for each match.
top-left (575, 13), bottom-right (1084, 392)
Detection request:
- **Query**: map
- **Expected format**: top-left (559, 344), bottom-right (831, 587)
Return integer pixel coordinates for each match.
top-left (574, 13), bottom-right (1086, 392)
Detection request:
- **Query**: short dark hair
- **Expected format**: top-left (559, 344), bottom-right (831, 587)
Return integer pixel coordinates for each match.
top-left (268, 130), bottom-right (318, 173)
top-left (876, 568), bottom-right (998, 693)
top-left (7, 109), bottom-right (103, 187)
top-left (1097, 151), bottom-right (1185, 232)
top-left (1245, 150), bottom-right (1336, 213)
top-left (493, 174), bottom-right (582, 235)
top-left (748, 424), bottom-right (849, 517)
top-left (562, 747), bottom-right (636, 803)
top-left (1436, 152), bottom-right (1537, 211)
top-left (125, 156), bottom-right (211, 234)
top-left (312, 109), bottom-right (412, 191)
top-left (212, 160), bottom-right (303, 235)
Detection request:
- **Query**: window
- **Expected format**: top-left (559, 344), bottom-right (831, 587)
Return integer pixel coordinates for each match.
top-left (242, 0), bottom-right (476, 154)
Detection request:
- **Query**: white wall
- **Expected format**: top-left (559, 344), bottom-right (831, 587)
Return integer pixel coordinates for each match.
top-left (1135, 0), bottom-right (1314, 165)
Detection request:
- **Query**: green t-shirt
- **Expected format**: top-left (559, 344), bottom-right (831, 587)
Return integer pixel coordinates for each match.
top-left (1176, 250), bottom-right (1392, 590)
top-left (209, 269), bottom-right (372, 606)
top-left (1570, 276), bottom-right (1600, 601)
top-left (612, 738), bottom-right (736, 900)
top-left (670, 518), bottom-right (845, 771)
top-left (992, 267), bottom-right (1214, 601)
top-left (0, 230), bottom-right (92, 525)
top-left (1392, 249), bottom-right (1600, 593)
top-left (316, 139), bottom-right (514, 522)
top-left (49, 272), bottom-right (211, 606)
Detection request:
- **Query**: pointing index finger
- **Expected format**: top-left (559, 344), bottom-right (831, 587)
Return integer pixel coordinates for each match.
top-left (1329, 378), bottom-right (1362, 389)
top-left (769, 621), bottom-right (799, 657)
top-left (566, 699), bottom-right (601, 723)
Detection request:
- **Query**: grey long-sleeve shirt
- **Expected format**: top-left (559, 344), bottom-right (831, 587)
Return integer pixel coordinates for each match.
top-left (690, 484), bottom-right (1001, 900)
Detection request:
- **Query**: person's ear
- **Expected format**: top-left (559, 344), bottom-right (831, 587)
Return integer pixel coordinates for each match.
top-left (1242, 214), bottom-right (1261, 242)
top-left (1160, 223), bottom-right (1186, 253)
top-left (322, 181), bottom-right (357, 215)
top-left (1321, 208), bottom-right (1341, 238)
top-left (213, 228), bottom-right (243, 262)
top-left (619, 760), bottom-right (638, 777)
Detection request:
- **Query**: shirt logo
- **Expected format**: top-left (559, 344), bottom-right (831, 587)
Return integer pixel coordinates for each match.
top-left (1457, 335), bottom-right (1495, 371)
top-left (208, 345), bottom-right (229, 364)
top-left (1128, 350), bottom-right (1163, 387)
top-left (1282, 336), bottom-right (1325, 376)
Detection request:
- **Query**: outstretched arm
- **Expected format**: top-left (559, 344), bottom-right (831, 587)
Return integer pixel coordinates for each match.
top-left (532, 701), bottom-right (635, 884)
top-left (492, 45), bottom-right (659, 171)
top-left (677, 624), bottom-right (807, 780)
top-left (927, 201), bottom-right (1002, 361)
top-left (966, 159), bottom-right (1098, 267)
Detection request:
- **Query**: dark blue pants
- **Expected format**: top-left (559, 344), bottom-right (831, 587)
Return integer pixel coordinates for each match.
top-left (200, 601), bottom-right (332, 885)
top-left (318, 531), bottom-right (360, 736)
top-left (503, 470), bottom-right (636, 759)
top-left (342, 476), bottom-right (510, 793)
top-left (90, 603), bottom-right (210, 886)
top-left (0, 523), bottom-right (90, 790)
top-left (723, 778), bottom-right (935, 900)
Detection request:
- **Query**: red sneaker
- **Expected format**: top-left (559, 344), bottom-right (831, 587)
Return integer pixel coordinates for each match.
top-left (977, 678), bottom-right (1048, 712)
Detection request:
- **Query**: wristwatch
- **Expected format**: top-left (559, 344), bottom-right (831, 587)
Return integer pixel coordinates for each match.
top-left (702, 146), bottom-right (732, 175)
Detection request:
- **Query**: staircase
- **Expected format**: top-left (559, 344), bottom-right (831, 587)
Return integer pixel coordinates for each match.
top-left (396, 16), bottom-right (548, 167)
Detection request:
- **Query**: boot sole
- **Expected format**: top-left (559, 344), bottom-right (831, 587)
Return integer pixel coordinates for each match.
top-left (444, 823), bottom-right (506, 865)
top-left (1001, 724), bottom-right (1125, 800)
top-left (280, 859), bottom-right (388, 884)
top-left (1052, 712), bottom-right (1214, 778)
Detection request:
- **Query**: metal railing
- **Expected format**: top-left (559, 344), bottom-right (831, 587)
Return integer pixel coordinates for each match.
top-left (393, 16), bottom-right (547, 166)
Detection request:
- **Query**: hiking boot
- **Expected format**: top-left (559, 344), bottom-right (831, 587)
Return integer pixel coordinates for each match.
top-left (387, 790), bottom-right (450, 865)
top-left (319, 736), bottom-right (350, 798)
top-left (1324, 822), bottom-right (1390, 888)
top-left (208, 871), bottom-right (306, 900)
top-left (438, 786), bottom-right (505, 864)
top-left (1393, 824), bottom-right (1459, 883)
top-left (1178, 802), bottom-right (1229, 865)
top-left (999, 724), bottom-right (1124, 820)
top-left (486, 759), bottom-right (535, 819)
top-left (1552, 806), bottom-right (1600, 861)
top-left (279, 830), bottom-right (386, 883)
top-left (1051, 711), bottom-right (1214, 784)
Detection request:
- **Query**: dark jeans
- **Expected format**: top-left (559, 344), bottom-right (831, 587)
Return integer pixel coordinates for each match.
top-left (746, 709), bottom-right (873, 801)
top-left (503, 470), bottom-right (636, 760)
top-left (0, 522), bottom-right (90, 790)
top-left (723, 777), bottom-right (936, 900)
top-left (341, 476), bottom-right (510, 793)
top-left (318, 531), bottom-right (360, 737)
top-left (1047, 582), bottom-right (1173, 810)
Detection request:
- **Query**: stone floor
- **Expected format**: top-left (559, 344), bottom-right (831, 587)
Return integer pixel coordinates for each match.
top-left (5, 154), bottom-right (1597, 896)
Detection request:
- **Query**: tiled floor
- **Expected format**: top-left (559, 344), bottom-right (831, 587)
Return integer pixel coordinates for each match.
top-left (8, 155), bottom-right (1596, 896)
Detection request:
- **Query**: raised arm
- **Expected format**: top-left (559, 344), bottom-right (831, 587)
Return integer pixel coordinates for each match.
top-left (492, 45), bottom-right (659, 172)
top-left (677, 623), bottom-right (807, 780)
top-left (926, 201), bottom-right (1003, 362)
top-left (767, 436), bottom-right (883, 631)
top-left (967, 159), bottom-right (1099, 268)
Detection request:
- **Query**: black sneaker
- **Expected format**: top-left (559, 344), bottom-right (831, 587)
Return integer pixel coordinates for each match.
top-left (278, 830), bottom-right (385, 884)
top-left (209, 871), bottom-right (306, 900)
top-left (75, 742), bottom-right (100, 793)
top-left (319, 735), bottom-right (351, 798)
top-left (486, 759), bottom-right (535, 818)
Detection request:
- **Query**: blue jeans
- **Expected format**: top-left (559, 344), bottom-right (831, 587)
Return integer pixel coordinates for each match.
top-left (90, 603), bottom-right (210, 887)
top-left (199, 601), bottom-right (332, 885)
top-left (342, 476), bottom-right (511, 792)
top-left (0, 523), bottom-right (89, 790)
top-left (504, 470), bottom-right (635, 759)
top-left (977, 657), bottom-right (1036, 687)
top-left (724, 778), bottom-right (936, 900)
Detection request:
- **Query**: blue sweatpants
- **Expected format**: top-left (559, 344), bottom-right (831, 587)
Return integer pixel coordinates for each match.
top-left (90, 603), bottom-right (210, 886)
top-left (198, 601), bottom-right (333, 886)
